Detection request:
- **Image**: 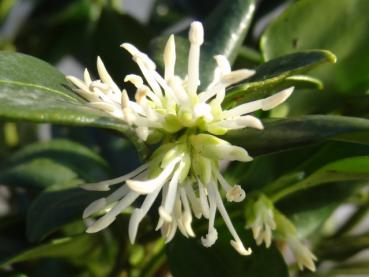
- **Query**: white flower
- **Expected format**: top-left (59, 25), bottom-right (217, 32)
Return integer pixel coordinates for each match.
top-left (66, 21), bottom-right (294, 255)
top-left (246, 195), bottom-right (277, 248)
top-left (273, 209), bottom-right (317, 271)
top-left (286, 237), bottom-right (317, 272)
top-left (66, 21), bottom-right (293, 141)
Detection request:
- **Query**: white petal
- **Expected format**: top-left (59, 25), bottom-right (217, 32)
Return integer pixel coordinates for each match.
top-left (198, 181), bottom-right (210, 219)
top-left (86, 214), bottom-right (116, 233)
top-left (128, 188), bottom-right (161, 244)
top-left (81, 164), bottom-right (148, 191)
top-left (127, 156), bottom-right (181, 194)
top-left (221, 69), bottom-right (255, 86)
top-left (96, 56), bottom-right (121, 97)
top-left (262, 87), bottom-right (294, 110)
top-left (83, 69), bottom-right (92, 84)
top-left (128, 209), bottom-right (144, 243)
top-left (86, 191), bottom-right (139, 233)
top-left (224, 87), bottom-right (294, 117)
top-left (179, 187), bottom-right (195, 237)
top-left (83, 198), bottom-right (107, 219)
top-left (164, 34), bottom-right (176, 81)
top-left (184, 182), bottom-right (202, 219)
top-left (66, 76), bottom-right (89, 92)
top-left (158, 162), bottom-right (182, 221)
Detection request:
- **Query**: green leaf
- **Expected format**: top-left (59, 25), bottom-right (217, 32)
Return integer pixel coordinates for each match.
top-left (224, 115), bottom-right (369, 157)
top-left (4, 139), bottom-right (108, 181)
top-left (199, 0), bottom-right (256, 88)
top-left (26, 184), bottom-right (106, 242)
top-left (261, 0), bottom-right (369, 94)
top-left (318, 234), bottom-right (369, 261)
top-left (0, 159), bottom-right (78, 188)
top-left (166, 229), bottom-right (288, 277)
top-left (277, 181), bottom-right (362, 239)
top-left (0, 52), bottom-right (147, 157)
top-left (0, 139), bottom-right (109, 188)
top-left (223, 50), bottom-right (334, 107)
top-left (272, 156), bottom-right (369, 201)
top-left (0, 235), bottom-right (96, 266)
top-left (269, 142), bottom-right (369, 238)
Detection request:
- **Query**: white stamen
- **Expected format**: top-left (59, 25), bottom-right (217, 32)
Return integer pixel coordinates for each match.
top-left (201, 181), bottom-right (217, 247)
top-left (226, 185), bottom-right (246, 202)
top-left (210, 181), bottom-right (252, 255)
top-left (214, 55), bottom-right (231, 75)
top-left (215, 172), bottom-right (246, 202)
top-left (187, 21), bottom-right (204, 97)
top-left (124, 74), bottom-right (144, 88)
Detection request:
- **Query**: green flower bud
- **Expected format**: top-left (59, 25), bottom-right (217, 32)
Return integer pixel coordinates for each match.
top-left (190, 134), bottom-right (252, 162)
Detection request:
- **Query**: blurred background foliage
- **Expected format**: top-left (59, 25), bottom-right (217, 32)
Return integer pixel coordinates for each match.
top-left (0, 0), bottom-right (369, 276)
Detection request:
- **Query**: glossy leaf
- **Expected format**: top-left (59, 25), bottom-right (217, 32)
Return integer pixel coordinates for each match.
top-left (224, 115), bottom-right (369, 157)
top-left (26, 184), bottom-right (106, 242)
top-left (0, 52), bottom-right (147, 156)
top-left (0, 139), bottom-right (108, 188)
top-left (278, 181), bottom-right (364, 239)
top-left (200, 0), bottom-right (256, 88)
top-left (223, 50), bottom-right (334, 107)
top-left (271, 156), bottom-right (369, 201)
top-left (268, 142), bottom-right (369, 238)
top-left (0, 159), bottom-right (78, 188)
top-left (167, 228), bottom-right (288, 277)
top-left (318, 234), bottom-right (369, 261)
top-left (0, 235), bottom-right (96, 266)
top-left (261, 0), bottom-right (369, 94)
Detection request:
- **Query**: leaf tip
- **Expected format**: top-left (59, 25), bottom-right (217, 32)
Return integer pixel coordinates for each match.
top-left (322, 50), bottom-right (337, 64)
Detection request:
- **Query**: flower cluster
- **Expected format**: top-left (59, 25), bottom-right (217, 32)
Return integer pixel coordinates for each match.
top-left (246, 195), bottom-right (317, 271)
top-left (246, 194), bottom-right (277, 248)
top-left (67, 21), bottom-right (293, 255)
